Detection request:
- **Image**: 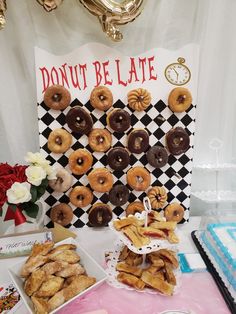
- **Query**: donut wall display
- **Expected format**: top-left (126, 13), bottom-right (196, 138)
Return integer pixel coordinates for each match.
top-left (35, 43), bottom-right (199, 228)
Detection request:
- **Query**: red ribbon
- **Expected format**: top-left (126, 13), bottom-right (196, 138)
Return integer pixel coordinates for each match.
top-left (4, 206), bottom-right (26, 226)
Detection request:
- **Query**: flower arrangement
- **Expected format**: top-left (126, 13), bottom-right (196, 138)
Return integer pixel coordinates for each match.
top-left (0, 152), bottom-right (56, 225)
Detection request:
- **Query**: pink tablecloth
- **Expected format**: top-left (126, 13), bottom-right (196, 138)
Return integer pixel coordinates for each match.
top-left (58, 272), bottom-right (231, 314)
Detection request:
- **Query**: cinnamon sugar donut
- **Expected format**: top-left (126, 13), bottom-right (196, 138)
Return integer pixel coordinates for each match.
top-left (47, 129), bottom-right (72, 153)
top-left (164, 203), bottom-right (185, 223)
top-left (69, 186), bottom-right (93, 207)
top-left (44, 85), bottom-right (71, 110)
top-left (50, 203), bottom-right (73, 226)
top-left (88, 128), bottom-right (112, 152)
top-left (90, 86), bottom-right (113, 111)
top-left (126, 201), bottom-right (145, 216)
top-left (127, 88), bottom-right (151, 111)
top-left (49, 168), bottom-right (72, 192)
top-left (127, 167), bottom-right (151, 191)
top-left (147, 186), bottom-right (168, 209)
top-left (168, 87), bottom-right (192, 112)
top-left (88, 168), bottom-right (113, 193)
top-left (69, 149), bottom-right (93, 175)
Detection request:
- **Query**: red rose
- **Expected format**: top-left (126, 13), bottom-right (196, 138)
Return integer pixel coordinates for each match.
top-left (0, 163), bottom-right (13, 176)
top-left (0, 173), bottom-right (20, 191)
top-left (13, 165), bottom-right (28, 182)
top-left (0, 182), bottom-right (7, 210)
top-left (0, 163), bottom-right (28, 211)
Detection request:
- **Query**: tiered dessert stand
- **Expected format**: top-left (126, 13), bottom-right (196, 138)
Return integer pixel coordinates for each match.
top-left (192, 138), bottom-right (236, 207)
top-left (106, 197), bottom-right (181, 295)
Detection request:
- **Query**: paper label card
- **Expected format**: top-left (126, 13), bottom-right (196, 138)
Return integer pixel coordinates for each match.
top-left (0, 231), bottom-right (52, 258)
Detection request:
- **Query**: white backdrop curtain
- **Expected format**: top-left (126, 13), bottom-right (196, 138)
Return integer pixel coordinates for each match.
top-left (0, 0), bottom-right (236, 216)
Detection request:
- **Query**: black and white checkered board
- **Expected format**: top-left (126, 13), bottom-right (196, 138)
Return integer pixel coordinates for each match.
top-left (38, 97), bottom-right (196, 228)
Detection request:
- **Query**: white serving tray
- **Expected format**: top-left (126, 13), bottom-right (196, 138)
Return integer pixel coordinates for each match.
top-left (8, 238), bottom-right (107, 314)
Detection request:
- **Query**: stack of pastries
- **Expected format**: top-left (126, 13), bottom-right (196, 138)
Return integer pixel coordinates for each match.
top-left (116, 246), bottom-right (179, 296)
top-left (113, 210), bottom-right (179, 248)
top-left (20, 242), bottom-right (96, 314)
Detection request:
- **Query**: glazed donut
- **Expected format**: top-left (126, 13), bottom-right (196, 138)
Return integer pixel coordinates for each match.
top-left (147, 186), bottom-right (168, 209)
top-left (66, 106), bottom-right (93, 134)
top-left (166, 127), bottom-right (190, 155)
top-left (127, 88), bottom-right (151, 111)
top-left (127, 129), bottom-right (149, 154)
top-left (50, 203), bottom-right (73, 226)
top-left (88, 168), bottom-right (113, 193)
top-left (107, 147), bottom-right (130, 171)
top-left (44, 85), bottom-right (71, 110)
top-left (126, 201), bottom-right (145, 216)
top-left (48, 168), bottom-right (73, 192)
top-left (109, 184), bottom-right (130, 206)
top-left (147, 146), bottom-right (168, 168)
top-left (164, 203), bottom-right (185, 223)
top-left (48, 128), bottom-right (72, 153)
top-left (107, 109), bottom-right (131, 133)
top-left (69, 186), bottom-right (93, 207)
top-left (127, 167), bottom-right (151, 191)
top-left (168, 87), bottom-right (192, 112)
top-left (88, 203), bottom-right (113, 227)
top-left (88, 128), bottom-right (112, 152)
top-left (69, 149), bottom-right (93, 175)
top-left (90, 86), bottom-right (113, 111)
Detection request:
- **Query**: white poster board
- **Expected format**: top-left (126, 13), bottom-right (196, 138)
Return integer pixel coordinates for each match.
top-left (35, 43), bottom-right (199, 228)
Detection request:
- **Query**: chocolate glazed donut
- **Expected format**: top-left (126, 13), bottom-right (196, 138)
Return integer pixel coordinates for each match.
top-left (109, 184), bottom-right (130, 206)
top-left (127, 129), bottom-right (149, 154)
top-left (88, 203), bottom-right (112, 227)
top-left (166, 127), bottom-right (190, 155)
top-left (147, 146), bottom-right (168, 168)
top-left (107, 109), bottom-right (131, 132)
top-left (66, 106), bottom-right (93, 134)
top-left (107, 147), bottom-right (130, 171)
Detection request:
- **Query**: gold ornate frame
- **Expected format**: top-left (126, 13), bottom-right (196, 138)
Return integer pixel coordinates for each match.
top-left (0, 0), bottom-right (146, 41)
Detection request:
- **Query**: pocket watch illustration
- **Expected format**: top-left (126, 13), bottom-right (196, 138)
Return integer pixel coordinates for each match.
top-left (165, 57), bottom-right (191, 86)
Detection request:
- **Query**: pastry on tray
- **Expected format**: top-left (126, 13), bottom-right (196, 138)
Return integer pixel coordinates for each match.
top-left (20, 241), bottom-right (96, 314)
top-left (115, 245), bottom-right (179, 296)
top-left (111, 212), bottom-right (179, 249)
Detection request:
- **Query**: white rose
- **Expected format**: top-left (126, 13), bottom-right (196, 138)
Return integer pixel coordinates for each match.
top-left (7, 182), bottom-right (31, 204)
top-left (25, 152), bottom-right (50, 168)
top-left (26, 165), bottom-right (47, 186)
top-left (44, 164), bottom-right (57, 180)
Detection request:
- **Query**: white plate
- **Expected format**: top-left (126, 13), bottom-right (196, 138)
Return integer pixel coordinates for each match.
top-left (8, 238), bottom-right (107, 314)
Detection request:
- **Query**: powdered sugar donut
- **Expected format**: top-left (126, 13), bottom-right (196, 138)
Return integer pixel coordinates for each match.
top-left (49, 168), bottom-right (73, 192)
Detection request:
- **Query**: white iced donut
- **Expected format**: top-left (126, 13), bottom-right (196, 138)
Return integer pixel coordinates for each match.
top-left (49, 168), bottom-right (73, 192)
